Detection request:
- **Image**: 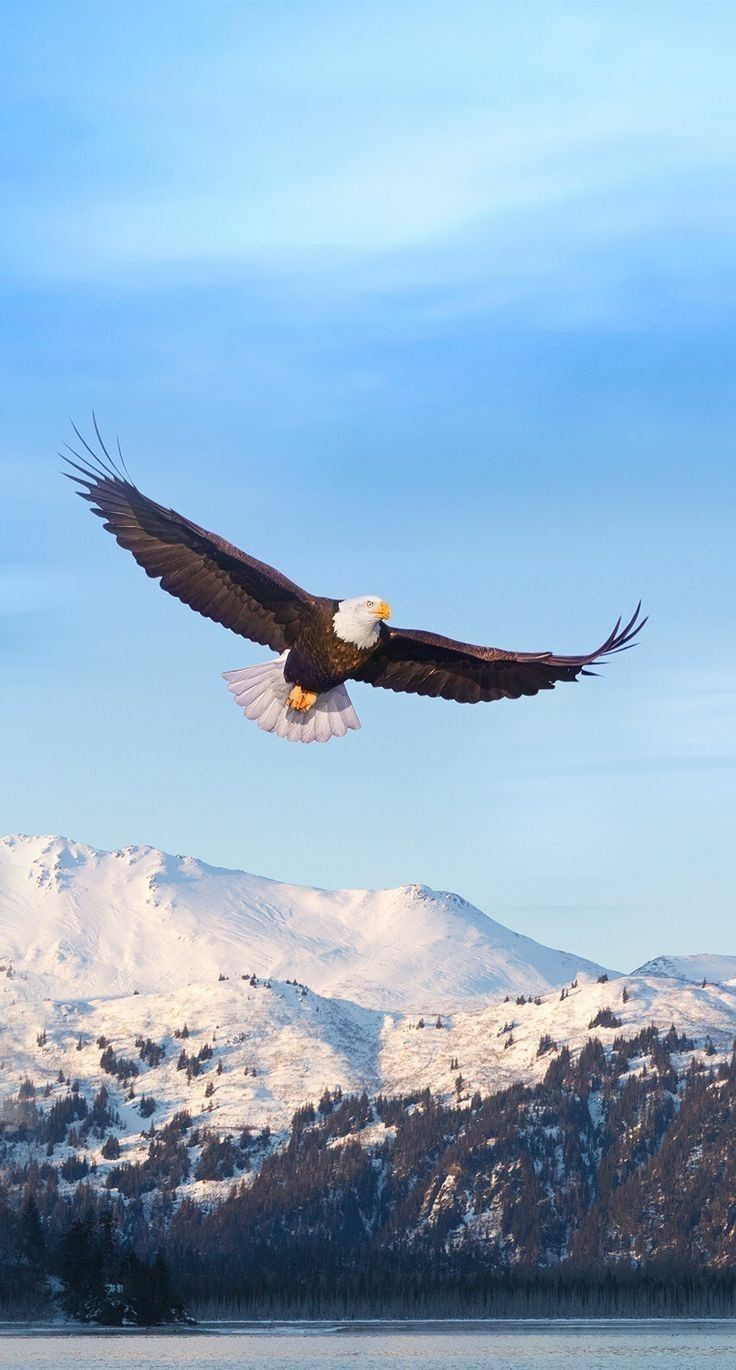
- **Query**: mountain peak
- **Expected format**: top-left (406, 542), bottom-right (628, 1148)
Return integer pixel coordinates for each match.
top-left (0, 833), bottom-right (611, 1010)
top-left (633, 953), bottom-right (736, 985)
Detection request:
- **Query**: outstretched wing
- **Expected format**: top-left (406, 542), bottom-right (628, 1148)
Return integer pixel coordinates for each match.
top-left (63, 422), bottom-right (316, 653)
top-left (353, 605), bottom-right (646, 703)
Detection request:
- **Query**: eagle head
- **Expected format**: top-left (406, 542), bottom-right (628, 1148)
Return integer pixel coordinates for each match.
top-left (333, 595), bottom-right (391, 649)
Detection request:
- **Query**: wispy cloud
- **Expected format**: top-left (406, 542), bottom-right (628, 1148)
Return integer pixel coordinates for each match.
top-left (3, 0), bottom-right (735, 310)
top-left (9, 115), bottom-right (733, 278)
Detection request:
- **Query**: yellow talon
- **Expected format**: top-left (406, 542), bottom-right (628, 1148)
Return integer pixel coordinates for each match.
top-left (287, 685), bottom-right (318, 713)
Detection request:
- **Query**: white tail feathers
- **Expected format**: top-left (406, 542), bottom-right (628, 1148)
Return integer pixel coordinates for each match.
top-left (222, 654), bottom-right (361, 744)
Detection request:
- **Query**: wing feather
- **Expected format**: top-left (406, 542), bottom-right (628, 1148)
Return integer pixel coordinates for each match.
top-left (354, 605), bottom-right (646, 703)
top-left (63, 426), bottom-right (315, 653)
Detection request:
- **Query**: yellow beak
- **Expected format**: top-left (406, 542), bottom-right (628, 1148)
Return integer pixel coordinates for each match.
top-left (375, 600), bottom-right (392, 621)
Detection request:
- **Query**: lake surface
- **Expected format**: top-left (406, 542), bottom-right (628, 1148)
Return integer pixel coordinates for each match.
top-left (1, 1321), bottom-right (736, 1369)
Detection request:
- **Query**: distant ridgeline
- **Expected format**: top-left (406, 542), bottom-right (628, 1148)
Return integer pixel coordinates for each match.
top-left (3, 1025), bottom-right (736, 1320)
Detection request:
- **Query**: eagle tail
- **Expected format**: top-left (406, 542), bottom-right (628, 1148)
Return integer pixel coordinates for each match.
top-left (222, 655), bottom-right (361, 744)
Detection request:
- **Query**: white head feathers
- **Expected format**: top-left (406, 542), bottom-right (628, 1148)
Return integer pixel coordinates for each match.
top-left (333, 595), bottom-right (392, 650)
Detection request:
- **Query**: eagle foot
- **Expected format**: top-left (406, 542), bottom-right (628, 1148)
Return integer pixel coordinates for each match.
top-left (287, 685), bottom-right (318, 713)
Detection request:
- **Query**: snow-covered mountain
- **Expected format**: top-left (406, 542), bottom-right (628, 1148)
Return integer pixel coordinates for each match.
top-left (2, 832), bottom-right (736, 1221)
top-left (5, 833), bottom-right (736, 1314)
top-left (0, 833), bottom-right (611, 1010)
top-left (632, 954), bottom-right (736, 985)
top-left (2, 962), bottom-right (734, 1140)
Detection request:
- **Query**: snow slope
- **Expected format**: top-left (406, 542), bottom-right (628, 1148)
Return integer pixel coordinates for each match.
top-left (1, 968), bottom-right (733, 1149)
top-left (0, 834), bottom-right (611, 1010)
top-left (632, 954), bottom-right (736, 985)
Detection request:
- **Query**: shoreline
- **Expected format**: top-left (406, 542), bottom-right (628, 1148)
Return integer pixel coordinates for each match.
top-left (2, 1316), bottom-right (736, 1336)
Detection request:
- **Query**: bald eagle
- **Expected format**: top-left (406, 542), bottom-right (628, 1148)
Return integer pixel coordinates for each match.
top-left (64, 424), bottom-right (645, 744)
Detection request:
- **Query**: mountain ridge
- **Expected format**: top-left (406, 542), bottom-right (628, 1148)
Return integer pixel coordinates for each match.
top-left (0, 832), bottom-right (612, 1009)
top-left (632, 953), bottom-right (736, 985)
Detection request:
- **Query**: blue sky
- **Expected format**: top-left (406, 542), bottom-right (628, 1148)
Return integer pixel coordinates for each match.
top-left (2, 0), bottom-right (735, 971)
